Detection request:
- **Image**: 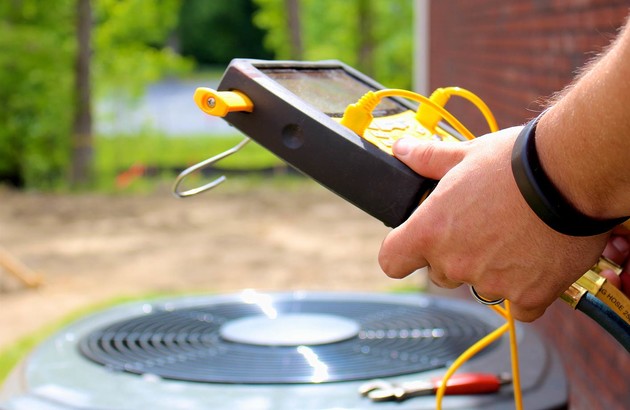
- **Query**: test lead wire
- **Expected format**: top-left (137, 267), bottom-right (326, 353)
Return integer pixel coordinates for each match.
top-left (342, 87), bottom-right (522, 409)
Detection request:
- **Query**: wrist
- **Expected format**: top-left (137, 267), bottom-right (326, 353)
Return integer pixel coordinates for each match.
top-left (536, 107), bottom-right (630, 220)
top-left (511, 112), bottom-right (628, 236)
top-left (534, 110), bottom-right (602, 218)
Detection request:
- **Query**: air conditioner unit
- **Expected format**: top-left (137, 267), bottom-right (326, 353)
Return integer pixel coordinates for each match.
top-left (0, 291), bottom-right (567, 409)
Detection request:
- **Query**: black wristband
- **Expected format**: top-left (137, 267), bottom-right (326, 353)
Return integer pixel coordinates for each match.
top-left (511, 114), bottom-right (627, 236)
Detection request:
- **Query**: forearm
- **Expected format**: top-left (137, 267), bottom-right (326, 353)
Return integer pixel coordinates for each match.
top-left (536, 22), bottom-right (630, 220)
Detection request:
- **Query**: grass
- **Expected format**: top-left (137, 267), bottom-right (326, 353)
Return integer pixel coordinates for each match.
top-left (93, 132), bottom-right (289, 193)
top-left (95, 133), bottom-right (282, 171)
top-left (0, 292), bottom-right (199, 385)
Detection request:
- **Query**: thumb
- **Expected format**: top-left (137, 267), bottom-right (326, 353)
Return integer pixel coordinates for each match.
top-left (393, 138), bottom-right (466, 179)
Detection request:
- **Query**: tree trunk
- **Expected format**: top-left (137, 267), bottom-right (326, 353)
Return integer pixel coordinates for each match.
top-left (285, 0), bottom-right (303, 60)
top-left (71, 0), bottom-right (93, 186)
top-left (357, 0), bottom-right (374, 77)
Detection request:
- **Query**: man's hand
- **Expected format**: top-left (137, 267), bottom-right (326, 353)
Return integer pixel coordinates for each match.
top-left (378, 128), bottom-right (609, 322)
top-left (601, 226), bottom-right (630, 298)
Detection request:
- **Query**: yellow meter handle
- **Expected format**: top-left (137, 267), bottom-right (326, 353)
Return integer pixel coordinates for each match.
top-left (193, 87), bottom-right (253, 117)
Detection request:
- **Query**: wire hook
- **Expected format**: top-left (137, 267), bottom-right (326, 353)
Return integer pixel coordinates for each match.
top-left (172, 137), bottom-right (251, 198)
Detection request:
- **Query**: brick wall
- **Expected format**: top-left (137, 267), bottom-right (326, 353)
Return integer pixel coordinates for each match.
top-left (427, 1), bottom-right (629, 409)
top-left (429, 0), bottom-right (628, 133)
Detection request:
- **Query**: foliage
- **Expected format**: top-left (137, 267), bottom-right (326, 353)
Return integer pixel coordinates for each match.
top-left (93, 0), bottom-right (193, 97)
top-left (177, 0), bottom-right (273, 66)
top-left (0, 292), bottom-right (185, 385)
top-left (252, 0), bottom-right (413, 89)
top-left (370, 1), bottom-right (414, 90)
top-left (0, 0), bottom-right (75, 188)
top-left (0, 0), bottom-right (413, 189)
top-left (0, 0), bottom-right (192, 189)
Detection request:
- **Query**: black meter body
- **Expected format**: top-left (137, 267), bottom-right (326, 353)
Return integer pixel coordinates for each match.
top-left (204, 59), bottom-right (443, 227)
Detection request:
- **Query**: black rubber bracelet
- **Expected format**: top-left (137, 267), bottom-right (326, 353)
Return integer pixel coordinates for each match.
top-left (511, 114), bottom-right (627, 236)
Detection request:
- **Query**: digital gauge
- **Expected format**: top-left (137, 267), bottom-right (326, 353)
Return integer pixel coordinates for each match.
top-left (187, 59), bottom-right (462, 227)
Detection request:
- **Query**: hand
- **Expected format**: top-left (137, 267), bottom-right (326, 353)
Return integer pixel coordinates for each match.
top-left (378, 127), bottom-right (609, 322)
top-left (600, 226), bottom-right (630, 298)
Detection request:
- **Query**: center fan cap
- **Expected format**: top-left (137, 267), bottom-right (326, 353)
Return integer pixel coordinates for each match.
top-left (219, 313), bottom-right (361, 346)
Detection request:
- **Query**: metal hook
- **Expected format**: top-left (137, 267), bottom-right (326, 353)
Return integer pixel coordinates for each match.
top-left (172, 137), bottom-right (251, 198)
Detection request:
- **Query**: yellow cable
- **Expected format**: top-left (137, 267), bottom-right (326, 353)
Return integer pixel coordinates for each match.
top-left (417, 88), bottom-right (522, 409)
top-left (374, 89), bottom-right (477, 140)
top-left (339, 89), bottom-right (476, 141)
top-left (423, 88), bottom-right (522, 409)
top-left (435, 322), bottom-right (510, 409)
top-left (441, 87), bottom-right (499, 133)
top-left (341, 86), bottom-right (522, 409)
top-left (435, 302), bottom-right (523, 410)
top-left (490, 303), bottom-right (508, 319)
top-left (506, 300), bottom-right (524, 410)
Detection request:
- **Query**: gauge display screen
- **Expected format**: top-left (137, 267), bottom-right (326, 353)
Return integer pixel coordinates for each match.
top-left (261, 67), bottom-right (406, 117)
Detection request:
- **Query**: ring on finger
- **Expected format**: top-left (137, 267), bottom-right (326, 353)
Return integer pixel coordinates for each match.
top-left (470, 285), bottom-right (505, 306)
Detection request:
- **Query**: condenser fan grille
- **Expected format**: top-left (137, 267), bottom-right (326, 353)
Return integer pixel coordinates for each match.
top-left (79, 298), bottom-right (496, 384)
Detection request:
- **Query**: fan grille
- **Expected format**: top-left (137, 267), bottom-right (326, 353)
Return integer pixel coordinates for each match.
top-left (79, 298), bottom-right (497, 384)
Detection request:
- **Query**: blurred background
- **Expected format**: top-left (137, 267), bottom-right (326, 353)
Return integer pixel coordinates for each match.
top-left (1, 1), bottom-right (629, 409)
top-left (0, 0), bottom-right (414, 192)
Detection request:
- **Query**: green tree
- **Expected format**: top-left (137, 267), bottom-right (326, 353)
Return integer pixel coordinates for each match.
top-left (0, 0), bottom-right (75, 188)
top-left (370, 1), bottom-right (414, 90)
top-left (252, 0), bottom-right (413, 89)
top-left (94, 0), bottom-right (191, 96)
top-left (71, 0), bottom-right (93, 187)
top-left (0, 0), bottom-right (191, 189)
top-left (177, 0), bottom-right (273, 66)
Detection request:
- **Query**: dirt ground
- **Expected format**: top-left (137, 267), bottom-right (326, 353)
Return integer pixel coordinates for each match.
top-left (0, 180), bottom-right (426, 351)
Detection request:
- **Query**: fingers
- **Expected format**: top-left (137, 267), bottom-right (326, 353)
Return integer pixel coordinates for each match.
top-left (469, 286), bottom-right (503, 305)
top-left (621, 269), bottom-right (630, 297)
top-left (602, 235), bottom-right (630, 265)
top-left (507, 304), bottom-right (547, 323)
top-left (379, 223), bottom-right (461, 288)
top-left (379, 137), bottom-right (466, 282)
top-left (602, 234), bottom-right (630, 296)
top-left (392, 138), bottom-right (465, 180)
top-left (428, 267), bottom-right (462, 289)
top-left (476, 284), bottom-right (549, 322)
top-left (599, 269), bottom-right (622, 289)
top-left (378, 224), bottom-right (429, 279)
